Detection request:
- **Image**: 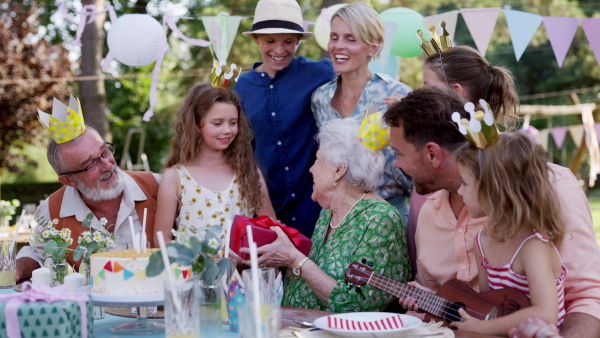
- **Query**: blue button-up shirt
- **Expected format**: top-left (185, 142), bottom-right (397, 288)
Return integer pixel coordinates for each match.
top-left (235, 56), bottom-right (335, 237)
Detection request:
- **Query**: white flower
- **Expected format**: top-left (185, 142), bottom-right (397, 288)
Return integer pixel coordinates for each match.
top-left (67, 238), bottom-right (73, 245)
top-left (100, 218), bottom-right (108, 226)
top-left (208, 238), bottom-right (219, 249)
top-left (52, 219), bottom-right (59, 225)
top-left (28, 238), bottom-right (35, 245)
top-left (41, 231), bottom-right (50, 238)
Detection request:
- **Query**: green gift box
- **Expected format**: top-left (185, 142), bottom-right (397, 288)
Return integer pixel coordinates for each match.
top-left (0, 293), bottom-right (93, 338)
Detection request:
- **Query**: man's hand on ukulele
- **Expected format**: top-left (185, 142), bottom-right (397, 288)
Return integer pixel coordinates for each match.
top-left (398, 281), bottom-right (431, 312)
top-left (449, 308), bottom-right (481, 332)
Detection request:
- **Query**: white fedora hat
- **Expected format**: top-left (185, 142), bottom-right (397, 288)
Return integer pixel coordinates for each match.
top-left (242, 0), bottom-right (313, 40)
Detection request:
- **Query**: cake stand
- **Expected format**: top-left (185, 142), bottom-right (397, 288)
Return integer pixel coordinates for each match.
top-left (90, 288), bottom-right (165, 335)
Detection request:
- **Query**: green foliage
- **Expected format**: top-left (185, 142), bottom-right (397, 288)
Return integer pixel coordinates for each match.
top-left (28, 218), bottom-right (73, 262)
top-left (73, 213), bottom-right (115, 263)
top-left (146, 225), bottom-right (228, 284)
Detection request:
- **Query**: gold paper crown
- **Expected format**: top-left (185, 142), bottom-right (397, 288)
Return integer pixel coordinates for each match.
top-left (211, 61), bottom-right (242, 90)
top-left (417, 21), bottom-right (452, 57)
top-left (38, 95), bottom-right (86, 144)
top-left (451, 99), bottom-right (499, 149)
top-left (356, 112), bottom-right (390, 152)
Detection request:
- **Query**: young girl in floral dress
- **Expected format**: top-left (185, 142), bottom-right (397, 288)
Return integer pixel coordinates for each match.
top-left (451, 131), bottom-right (566, 335)
top-left (154, 83), bottom-right (275, 252)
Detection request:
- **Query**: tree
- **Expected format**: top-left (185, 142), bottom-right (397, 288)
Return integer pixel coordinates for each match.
top-left (0, 2), bottom-right (72, 174)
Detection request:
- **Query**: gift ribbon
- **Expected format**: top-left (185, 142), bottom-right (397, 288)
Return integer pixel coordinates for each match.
top-left (0, 282), bottom-right (89, 338)
top-left (232, 216), bottom-right (305, 253)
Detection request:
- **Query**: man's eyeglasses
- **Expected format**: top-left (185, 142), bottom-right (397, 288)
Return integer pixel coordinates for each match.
top-left (60, 143), bottom-right (116, 176)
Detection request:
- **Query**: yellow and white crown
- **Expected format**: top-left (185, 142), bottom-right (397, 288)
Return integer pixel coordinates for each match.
top-left (356, 112), bottom-right (390, 152)
top-left (451, 99), bottom-right (499, 149)
top-left (417, 21), bottom-right (452, 57)
top-left (38, 95), bottom-right (86, 144)
top-left (211, 61), bottom-right (242, 90)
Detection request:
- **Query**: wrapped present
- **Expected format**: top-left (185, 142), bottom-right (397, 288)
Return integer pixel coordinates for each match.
top-left (0, 283), bottom-right (93, 338)
top-left (230, 215), bottom-right (312, 260)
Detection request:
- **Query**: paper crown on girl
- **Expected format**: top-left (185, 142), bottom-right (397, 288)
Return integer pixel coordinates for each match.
top-left (418, 21), bottom-right (452, 57)
top-left (356, 112), bottom-right (390, 152)
top-left (211, 61), bottom-right (242, 90)
top-left (451, 99), bottom-right (499, 149)
top-left (38, 95), bottom-right (86, 144)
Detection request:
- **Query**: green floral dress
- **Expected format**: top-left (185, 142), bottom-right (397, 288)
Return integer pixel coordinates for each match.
top-left (283, 199), bottom-right (410, 313)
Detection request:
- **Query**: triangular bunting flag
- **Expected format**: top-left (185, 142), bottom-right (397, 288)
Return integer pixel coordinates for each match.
top-left (550, 126), bottom-right (568, 148)
top-left (460, 8), bottom-right (501, 57)
top-left (135, 269), bottom-right (146, 280)
top-left (582, 18), bottom-right (600, 67)
top-left (123, 269), bottom-right (135, 280)
top-left (543, 16), bottom-right (580, 67)
top-left (174, 267), bottom-right (182, 279)
top-left (422, 10), bottom-right (459, 45)
top-left (368, 22), bottom-right (398, 78)
top-left (103, 261), bottom-right (113, 272)
top-left (505, 10), bottom-right (543, 61)
top-left (568, 125), bottom-right (585, 147)
top-left (98, 270), bottom-right (106, 281)
top-left (113, 261), bottom-right (124, 273)
top-left (538, 129), bottom-right (549, 151)
top-left (182, 269), bottom-right (188, 279)
top-left (202, 13), bottom-right (242, 63)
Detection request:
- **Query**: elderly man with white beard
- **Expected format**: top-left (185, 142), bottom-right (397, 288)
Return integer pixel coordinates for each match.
top-left (15, 126), bottom-right (160, 281)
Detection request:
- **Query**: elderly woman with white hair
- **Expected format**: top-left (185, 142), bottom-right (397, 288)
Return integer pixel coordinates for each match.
top-left (246, 118), bottom-right (411, 313)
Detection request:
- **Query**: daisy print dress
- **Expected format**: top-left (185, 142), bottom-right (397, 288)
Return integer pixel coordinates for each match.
top-left (175, 164), bottom-right (252, 254)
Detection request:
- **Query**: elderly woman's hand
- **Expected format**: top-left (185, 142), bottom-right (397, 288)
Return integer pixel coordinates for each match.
top-left (240, 226), bottom-right (304, 269)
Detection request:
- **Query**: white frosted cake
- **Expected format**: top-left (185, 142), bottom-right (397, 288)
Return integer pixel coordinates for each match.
top-left (90, 249), bottom-right (191, 295)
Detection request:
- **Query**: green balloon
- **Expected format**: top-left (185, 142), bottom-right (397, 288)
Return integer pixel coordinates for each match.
top-left (380, 7), bottom-right (426, 58)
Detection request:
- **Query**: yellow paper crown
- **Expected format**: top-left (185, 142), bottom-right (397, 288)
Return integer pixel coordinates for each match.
top-left (451, 99), bottom-right (499, 149)
top-left (38, 95), bottom-right (86, 144)
top-left (211, 61), bottom-right (242, 90)
top-left (356, 112), bottom-right (390, 152)
top-left (417, 21), bottom-right (452, 57)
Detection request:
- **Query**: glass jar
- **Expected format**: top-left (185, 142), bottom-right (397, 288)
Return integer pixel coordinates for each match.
top-left (49, 258), bottom-right (68, 286)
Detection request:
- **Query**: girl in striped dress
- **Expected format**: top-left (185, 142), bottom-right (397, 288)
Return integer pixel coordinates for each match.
top-left (452, 132), bottom-right (566, 336)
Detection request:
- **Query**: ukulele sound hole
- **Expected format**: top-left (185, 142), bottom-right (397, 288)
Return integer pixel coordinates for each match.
top-left (445, 302), bottom-right (466, 323)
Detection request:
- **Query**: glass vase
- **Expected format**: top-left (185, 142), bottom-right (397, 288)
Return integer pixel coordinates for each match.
top-left (49, 258), bottom-right (68, 286)
top-left (79, 260), bottom-right (105, 320)
top-left (198, 281), bottom-right (222, 337)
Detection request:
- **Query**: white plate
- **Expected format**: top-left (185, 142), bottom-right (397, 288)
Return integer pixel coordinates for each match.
top-left (92, 292), bottom-right (164, 303)
top-left (313, 312), bottom-right (422, 338)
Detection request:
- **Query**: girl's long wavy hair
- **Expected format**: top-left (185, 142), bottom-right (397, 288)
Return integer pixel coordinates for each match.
top-left (164, 83), bottom-right (263, 213)
top-left (455, 132), bottom-right (564, 243)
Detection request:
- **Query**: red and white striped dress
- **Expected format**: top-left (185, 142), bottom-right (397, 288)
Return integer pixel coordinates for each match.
top-left (476, 230), bottom-right (567, 327)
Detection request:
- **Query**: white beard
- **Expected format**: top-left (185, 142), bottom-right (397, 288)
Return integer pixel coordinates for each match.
top-left (75, 167), bottom-right (125, 202)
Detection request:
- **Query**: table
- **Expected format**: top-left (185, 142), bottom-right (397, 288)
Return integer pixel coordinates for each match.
top-left (0, 288), bottom-right (493, 337)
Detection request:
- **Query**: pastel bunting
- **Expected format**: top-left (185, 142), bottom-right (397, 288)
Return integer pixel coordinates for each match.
top-left (38, 95), bottom-right (86, 144)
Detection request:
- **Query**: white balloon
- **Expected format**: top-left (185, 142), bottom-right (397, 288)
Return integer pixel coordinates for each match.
top-left (107, 14), bottom-right (163, 67)
top-left (314, 4), bottom-right (347, 51)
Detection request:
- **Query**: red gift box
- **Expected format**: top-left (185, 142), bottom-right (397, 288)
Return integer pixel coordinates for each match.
top-left (230, 215), bottom-right (312, 260)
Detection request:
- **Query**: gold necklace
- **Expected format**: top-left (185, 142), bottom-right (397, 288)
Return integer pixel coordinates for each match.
top-left (329, 192), bottom-right (368, 229)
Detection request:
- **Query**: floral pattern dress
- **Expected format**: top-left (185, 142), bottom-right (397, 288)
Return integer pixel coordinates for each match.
top-left (175, 165), bottom-right (251, 255)
top-left (282, 199), bottom-right (411, 313)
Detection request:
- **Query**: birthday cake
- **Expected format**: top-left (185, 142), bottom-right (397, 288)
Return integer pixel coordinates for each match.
top-left (90, 249), bottom-right (191, 295)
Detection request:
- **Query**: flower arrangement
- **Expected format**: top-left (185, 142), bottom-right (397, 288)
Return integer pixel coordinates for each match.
top-left (28, 218), bottom-right (73, 262)
top-left (146, 225), bottom-right (228, 285)
top-left (0, 199), bottom-right (20, 227)
top-left (73, 213), bottom-right (115, 263)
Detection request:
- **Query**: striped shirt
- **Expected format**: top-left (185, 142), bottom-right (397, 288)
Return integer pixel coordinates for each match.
top-left (477, 230), bottom-right (567, 327)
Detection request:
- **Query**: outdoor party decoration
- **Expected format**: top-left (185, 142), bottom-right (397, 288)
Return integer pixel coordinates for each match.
top-left (202, 12), bottom-right (242, 63)
top-left (357, 112), bottom-right (391, 152)
top-left (543, 16), bottom-right (580, 68)
top-left (422, 10), bottom-right (458, 47)
top-left (379, 7), bottom-right (426, 58)
top-left (314, 3), bottom-right (347, 51)
top-left (368, 22), bottom-right (399, 78)
top-left (582, 18), bottom-right (600, 67)
top-left (460, 7), bottom-right (501, 57)
top-left (106, 14), bottom-right (163, 67)
top-left (505, 10), bottom-right (543, 62)
top-left (38, 95), bottom-right (86, 144)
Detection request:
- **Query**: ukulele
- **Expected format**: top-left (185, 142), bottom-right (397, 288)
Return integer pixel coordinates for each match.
top-left (345, 261), bottom-right (530, 325)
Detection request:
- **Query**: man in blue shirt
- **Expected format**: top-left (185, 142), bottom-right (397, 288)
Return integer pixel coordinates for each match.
top-left (235, 0), bottom-right (335, 237)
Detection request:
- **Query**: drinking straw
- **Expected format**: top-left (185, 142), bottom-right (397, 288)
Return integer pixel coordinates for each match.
top-left (246, 225), bottom-right (263, 338)
top-left (141, 208), bottom-right (147, 253)
top-left (128, 216), bottom-right (139, 253)
top-left (156, 231), bottom-right (183, 325)
top-left (223, 220), bottom-right (232, 258)
top-left (9, 209), bottom-right (25, 253)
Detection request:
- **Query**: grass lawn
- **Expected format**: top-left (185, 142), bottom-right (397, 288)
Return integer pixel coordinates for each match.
top-left (586, 188), bottom-right (600, 247)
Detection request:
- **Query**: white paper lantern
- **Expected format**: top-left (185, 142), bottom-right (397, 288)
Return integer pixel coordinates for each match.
top-left (314, 4), bottom-right (347, 51)
top-left (107, 14), bottom-right (163, 67)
